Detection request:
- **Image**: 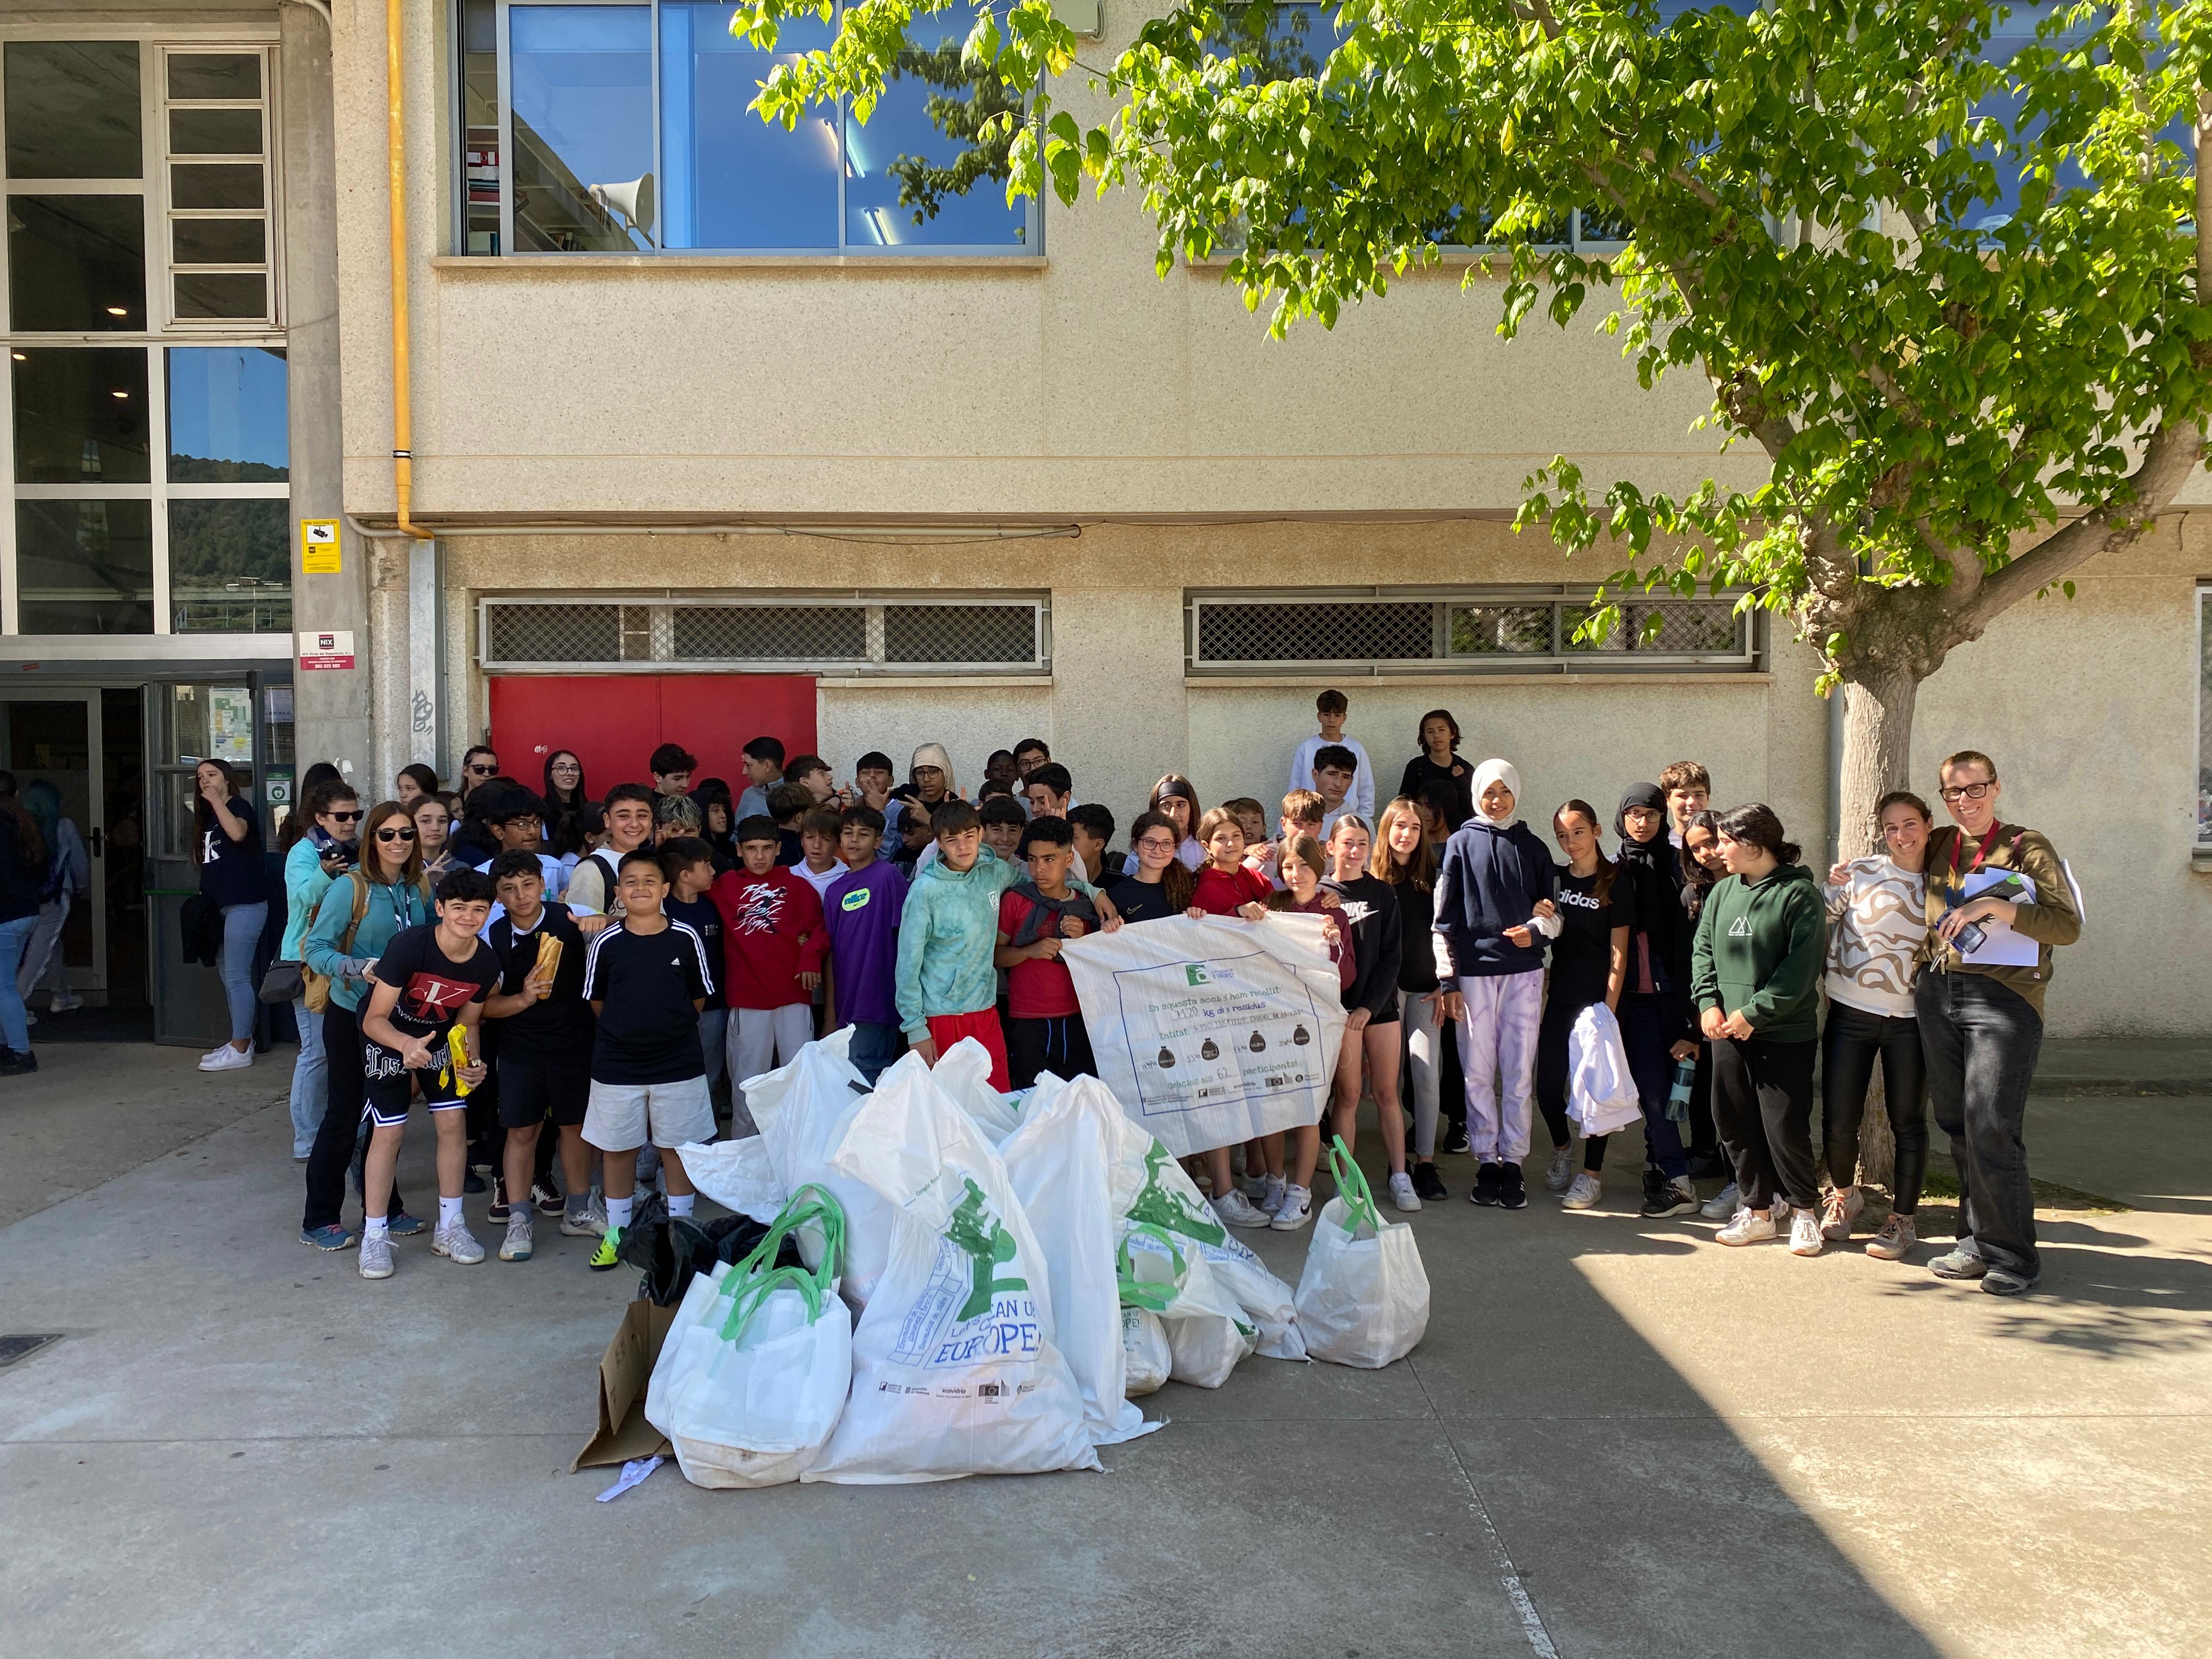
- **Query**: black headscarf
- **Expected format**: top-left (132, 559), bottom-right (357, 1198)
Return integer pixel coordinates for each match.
top-left (1613, 782), bottom-right (1676, 946)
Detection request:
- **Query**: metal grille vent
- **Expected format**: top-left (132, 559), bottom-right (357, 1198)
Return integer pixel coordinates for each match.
top-left (882, 605), bottom-right (1037, 664)
top-left (1198, 601), bottom-right (1434, 663)
top-left (672, 605), bottom-right (868, 661)
top-left (1567, 601), bottom-right (1746, 654)
top-left (485, 603), bottom-right (623, 663)
top-left (1448, 604), bottom-right (1555, 656)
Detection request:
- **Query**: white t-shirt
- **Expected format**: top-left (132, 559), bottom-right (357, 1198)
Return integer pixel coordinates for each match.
top-left (795, 859), bottom-right (844, 904)
top-left (1290, 733), bottom-right (1376, 820)
top-left (1823, 856), bottom-right (1928, 1018)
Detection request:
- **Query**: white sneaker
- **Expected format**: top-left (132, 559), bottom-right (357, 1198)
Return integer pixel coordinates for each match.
top-left (1212, 1190), bottom-right (1272, 1230)
top-left (1545, 1143), bottom-right (1576, 1193)
top-left (499, 1211), bottom-right (534, 1262)
top-left (1387, 1171), bottom-right (1422, 1212)
top-left (1561, 1171), bottom-right (1603, 1210)
top-left (559, 1198), bottom-right (608, 1237)
top-left (1789, 1211), bottom-right (1825, 1257)
top-left (358, 1232), bottom-right (394, 1279)
top-left (1819, 1187), bottom-right (1864, 1240)
top-left (1261, 1173), bottom-right (1287, 1215)
top-left (47, 995), bottom-right (82, 1013)
top-left (1268, 1184), bottom-right (1314, 1231)
top-left (1700, 1181), bottom-right (1741, 1221)
top-left (1716, 1208), bottom-right (1776, 1246)
top-left (198, 1043), bottom-right (253, 1072)
top-left (432, 1219), bottom-right (486, 1265)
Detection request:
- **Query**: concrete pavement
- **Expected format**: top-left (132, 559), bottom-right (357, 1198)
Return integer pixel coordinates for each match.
top-left (1, 1043), bottom-right (2207, 1658)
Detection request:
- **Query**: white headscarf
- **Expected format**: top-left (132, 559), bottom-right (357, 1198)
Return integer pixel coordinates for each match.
top-left (1471, 759), bottom-right (1523, 826)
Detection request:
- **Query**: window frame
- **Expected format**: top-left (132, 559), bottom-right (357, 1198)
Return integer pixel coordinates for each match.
top-left (460, 0), bottom-right (1043, 260)
top-left (476, 591), bottom-right (1054, 674)
top-left (1183, 586), bottom-right (1763, 677)
top-left (0, 21), bottom-right (289, 641)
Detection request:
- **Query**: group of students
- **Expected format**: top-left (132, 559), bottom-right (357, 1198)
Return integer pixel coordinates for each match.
top-left (269, 687), bottom-right (2079, 1298)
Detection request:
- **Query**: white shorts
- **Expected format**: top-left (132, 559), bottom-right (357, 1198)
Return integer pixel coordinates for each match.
top-left (582, 1074), bottom-right (715, 1153)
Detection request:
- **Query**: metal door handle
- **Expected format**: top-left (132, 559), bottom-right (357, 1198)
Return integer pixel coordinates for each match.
top-left (91, 826), bottom-right (105, 856)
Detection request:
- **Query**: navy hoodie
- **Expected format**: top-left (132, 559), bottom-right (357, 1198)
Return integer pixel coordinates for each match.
top-left (1432, 816), bottom-right (1556, 977)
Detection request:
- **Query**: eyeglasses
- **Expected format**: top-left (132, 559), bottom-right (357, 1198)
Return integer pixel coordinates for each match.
top-left (325, 810), bottom-right (363, 823)
top-left (1136, 836), bottom-right (1177, 853)
top-left (467, 764), bottom-right (498, 777)
top-left (1938, 782), bottom-right (1993, 802)
top-left (375, 826), bottom-right (418, 843)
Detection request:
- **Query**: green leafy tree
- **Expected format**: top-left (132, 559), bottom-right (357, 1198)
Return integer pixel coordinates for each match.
top-left (737, 0), bottom-right (2212, 850)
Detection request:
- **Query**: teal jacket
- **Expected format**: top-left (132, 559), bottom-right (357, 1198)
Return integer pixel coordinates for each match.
top-left (1690, 862), bottom-right (1826, 1043)
top-left (281, 839), bottom-right (338, 960)
top-left (302, 870), bottom-right (432, 1014)
top-left (894, 847), bottom-right (1095, 1039)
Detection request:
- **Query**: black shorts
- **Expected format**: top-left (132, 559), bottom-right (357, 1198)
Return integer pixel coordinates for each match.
top-left (363, 1075), bottom-right (466, 1128)
top-left (496, 1057), bottom-right (591, 1129)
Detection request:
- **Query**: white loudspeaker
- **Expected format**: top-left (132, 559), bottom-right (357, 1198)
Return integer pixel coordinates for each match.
top-left (589, 173), bottom-right (656, 242)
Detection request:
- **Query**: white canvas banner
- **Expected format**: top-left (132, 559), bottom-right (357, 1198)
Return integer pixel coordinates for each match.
top-left (1060, 912), bottom-right (1347, 1158)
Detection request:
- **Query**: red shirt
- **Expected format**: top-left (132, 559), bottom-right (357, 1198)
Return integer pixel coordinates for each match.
top-left (1192, 862), bottom-right (1272, 916)
top-left (709, 866), bottom-right (826, 1011)
top-left (997, 889), bottom-right (1083, 1019)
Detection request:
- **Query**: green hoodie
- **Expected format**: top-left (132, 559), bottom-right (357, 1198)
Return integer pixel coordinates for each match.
top-left (894, 846), bottom-right (1097, 1039)
top-left (1690, 862), bottom-right (1826, 1043)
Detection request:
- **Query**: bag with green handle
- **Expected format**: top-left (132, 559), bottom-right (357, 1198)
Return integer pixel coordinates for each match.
top-left (1293, 1137), bottom-right (1430, 1369)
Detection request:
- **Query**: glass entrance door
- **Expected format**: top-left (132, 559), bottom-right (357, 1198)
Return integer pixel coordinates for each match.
top-left (0, 689), bottom-right (109, 1002)
top-left (148, 680), bottom-right (263, 1045)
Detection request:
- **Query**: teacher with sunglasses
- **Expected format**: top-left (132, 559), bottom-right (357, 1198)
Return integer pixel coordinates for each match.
top-left (1913, 749), bottom-right (2081, 1297)
top-left (278, 781), bottom-right (362, 1160)
top-left (297, 799), bottom-right (435, 1251)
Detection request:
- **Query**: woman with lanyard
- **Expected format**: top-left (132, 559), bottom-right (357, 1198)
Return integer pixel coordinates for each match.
top-left (279, 780), bottom-right (361, 1160)
top-left (297, 800), bottom-right (433, 1251)
top-left (1819, 790), bottom-right (1936, 1260)
top-left (1146, 775), bottom-right (1206, 871)
top-left (193, 760), bottom-right (267, 1074)
top-left (1397, 709), bottom-right (1474, 829)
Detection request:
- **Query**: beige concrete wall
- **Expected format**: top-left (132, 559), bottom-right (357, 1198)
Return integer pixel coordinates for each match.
top-left (1914, 518), bottom-right (2212, 1038)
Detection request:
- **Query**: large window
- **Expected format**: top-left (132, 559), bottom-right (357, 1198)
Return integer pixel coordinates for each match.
top-left (454, 0), bottom-right (1034, 255)
top-left (1186, 589), bottom-right (1758, 675)
top-left (0, 38), bottom-right (287, 637)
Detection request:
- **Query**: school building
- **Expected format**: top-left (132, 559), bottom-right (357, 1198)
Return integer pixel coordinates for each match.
top-left (0, 0), bottom-right (2205, 1041)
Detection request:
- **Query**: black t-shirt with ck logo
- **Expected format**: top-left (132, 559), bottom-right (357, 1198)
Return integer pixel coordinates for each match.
top-left (362, 923), bottom-right (499, 1089)
top-left (1549, 864), bottom-right (1630, 1011)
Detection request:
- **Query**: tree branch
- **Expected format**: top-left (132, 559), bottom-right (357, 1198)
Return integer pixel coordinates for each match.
top-left (1957, 417), bottom-right (2203, 633)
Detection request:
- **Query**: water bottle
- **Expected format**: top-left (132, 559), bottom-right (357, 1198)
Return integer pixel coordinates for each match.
top-left (1666, 1057), bottom-right (1695, 1124)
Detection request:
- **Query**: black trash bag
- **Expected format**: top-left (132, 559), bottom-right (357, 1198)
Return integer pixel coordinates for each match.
top-left (614, 1193), bottom-right (807, 1307)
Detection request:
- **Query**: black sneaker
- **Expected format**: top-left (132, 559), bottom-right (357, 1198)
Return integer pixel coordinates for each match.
top-left (0, 1047), bottom-right (36, 1076)
top-left (1498, 1162), bottom-right (1528, 1210)
top-left (1441, 1121), bottom-right (1471, 1157)
top-left (1638, 1167), bottom-right (1668, 1214)
top-left (462, 1170), bottom-right (488, 1195)
top-left (533, 1180), bottom-right (564, 1216)
top-left (1470, 1161), bottom-right (1503, 1206)
top-left (487, 1175), bottom-right (511, 1222)
top-left (1410, 1160), bottom-right (1448, 1202)
top-left (1641, 1174), bottom-right (1700, 1218)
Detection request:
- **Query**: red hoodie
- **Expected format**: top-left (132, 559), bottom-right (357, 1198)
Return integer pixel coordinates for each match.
top-left (709, 866), bottom-right (827, 1011)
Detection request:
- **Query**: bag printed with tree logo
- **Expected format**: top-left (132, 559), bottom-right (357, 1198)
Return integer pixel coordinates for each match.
top-left (804, 1051), bottom-right (1098, 1483)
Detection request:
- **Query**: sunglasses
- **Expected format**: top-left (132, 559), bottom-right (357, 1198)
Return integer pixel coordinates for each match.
top-left (467, 763), bottom-right (498, 776)
top-left (325, 809), bottom-right (363, 823)
top-left (375, 826), bottom-right (418, 843)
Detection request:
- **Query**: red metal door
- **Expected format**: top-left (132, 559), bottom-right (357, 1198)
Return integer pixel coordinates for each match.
top-left (488, 674), bottom-right (817, 794)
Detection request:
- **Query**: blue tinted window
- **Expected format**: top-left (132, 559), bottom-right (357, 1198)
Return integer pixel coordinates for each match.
top-left (510, 5), bottom-right (654, 251)
top-left (661, 2), bottom-right (837, 249)
top-left (166, 346), bottom-right (286, 482)
top-left (844, 8), bottom-right (1026, 247)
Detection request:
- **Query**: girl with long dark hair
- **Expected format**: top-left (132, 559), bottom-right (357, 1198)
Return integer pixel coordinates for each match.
top-left (1534, 801), bottom-right (1629, 1209)
top-left (194, 759), bottom-right (266, 1071)
top-left (1397, 708), bottom-right (1473, 828)
top-left (541, 749), bottom-right (588, 826)
top-left (1605, 782), bottom-right (1701, 1217)
top-left (1373, 797), bottom-right (1449, 1199)
top-left (1146, 774), bottom-right (1204, 871)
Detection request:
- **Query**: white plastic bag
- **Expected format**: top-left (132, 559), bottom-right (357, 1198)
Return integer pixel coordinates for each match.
top-left (999, 1071), bottom-right (1155, 1445)
top-left (1295, 1139), bottom-right (1430, 1369)
top-left (1120, 1221), bottom-right (1255, 1389)
top-left (743, 1028), bottom-right (894, 1307)
top-left (645, 1187), bottom-right (853, 1488)
top-left (1566, 1002), bottom-right (1644, 1138)
top-left (671, 1133), bottom-right (782, 1226)
top-left (932, 1036), bottom-right (1024, 1143)
top-left (1103, 1105), bottom-right (1306, 1362)
top-left (1121, 1308), bottom-right (1171, 1398)
top-left (805, 1053), bottom-right (1099, 1483)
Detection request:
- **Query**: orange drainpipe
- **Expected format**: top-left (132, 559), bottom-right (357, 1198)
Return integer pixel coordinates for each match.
top-left (387, 0), bottom-right (428, 540)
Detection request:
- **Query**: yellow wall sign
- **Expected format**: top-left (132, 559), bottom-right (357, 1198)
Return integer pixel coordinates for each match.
top-left (300, 518), bottom-right (341, 574)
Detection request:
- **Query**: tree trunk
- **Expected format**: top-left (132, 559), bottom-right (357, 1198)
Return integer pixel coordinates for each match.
top-left (1834, 664), bottom-right (1920, 861)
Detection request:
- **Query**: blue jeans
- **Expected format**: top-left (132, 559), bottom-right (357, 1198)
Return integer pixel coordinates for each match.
top-left (0, 912), bottom-right (35, 1052)
top-left (219, 901), bottom-right (268, 1045)
top-left (289, 999), bottom-right (327, 1156)
top-left (846, 1020), bottom-right (902, 1085)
